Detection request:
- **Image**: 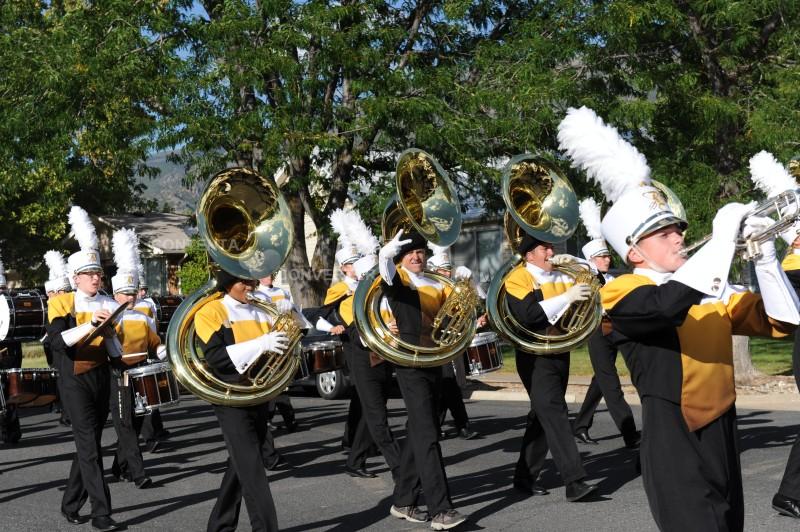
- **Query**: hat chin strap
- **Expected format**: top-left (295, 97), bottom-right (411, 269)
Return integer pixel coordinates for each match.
top-left (630, 243), bottom-right (671, 274)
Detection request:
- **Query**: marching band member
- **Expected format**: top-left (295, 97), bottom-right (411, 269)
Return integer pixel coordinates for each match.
top-left (571, 198), bottom-right (639, 449)
top-left (135, 263), bottom-right (169, 452)
top-left (107, 228), bottom-right (159, 489)
top-left (43, 250), bottom-right (73, 427)
top-left (748, 151), bottom-right (800, 519)
top-left (194, 268), bottom-right (291, 532)
top-left (0, 253), bottom-right (23, 444)
top-left (378, 229), bottom-right (469, 530)
top-left (503, 230), bottom-right (597, 501)
top-left (47, 206), bottom-right (122, 531)
top-left (559, 107), bottom-right (800, 531)
top-left (324, 208), bottom-right (395, 478)
top-left (427, 244), bottom-right (477, 441)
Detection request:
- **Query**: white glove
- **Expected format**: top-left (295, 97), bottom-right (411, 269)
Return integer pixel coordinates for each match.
top-left (564, 283), bottom-right (591, 303)
top-left (454, 266), bottom-right (472, 281)
top-left (275, 299), bottom-right (293, 314)
top-left (378, 229), bottom-right (412, 262)
top-left (315, 317), bottom-right (334, 333)
top-left (261, 331), bottom-right (290, 355)
top-left (712, 202), bottom-right (755, 243)
top-left (156, 345), bottom-right (167, 360)
top-left (91, 309), bottom-right (111, 326)
top-left (743, 215), bottom-right (776, 263)
top-left (549, 254), bottom-right (578, 266)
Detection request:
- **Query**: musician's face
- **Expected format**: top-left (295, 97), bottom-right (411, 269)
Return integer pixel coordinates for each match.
top-left (792, 235), bottom-right (800, 249)
top-left (227, 279), bottom-right (257, 303)
top-left (436, 267), bottom-right (452, 278)
top-left (114, 292), bottom-right (136, 308)
top-left (591, 254), bottom-right (612, 273)
top-left (340, 263), bottom-right (356, 280)
top-left (74, 270), bottom-right (102, 295)
top-left (525, 243), bottom-right (554, 271)
top-left (629, 224), bottom-right (686, 273)
top-left (138, 287), bottom-right (147, 298)
top-left (260, 274), bottom-right (274, 286)
top-left (401, 249), bottom-right (426, 274)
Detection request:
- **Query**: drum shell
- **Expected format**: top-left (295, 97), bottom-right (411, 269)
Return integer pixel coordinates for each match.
top-left (152, 295), bottom-right (185, 339)
top-left (126, 362), bottom-right (180, 415)
top-left (0, 291), bottom-right (48, 342)
top-left (302, 340), bottom-right (345, 375)
top-left (464, 332), bottom-right (504, 376)
top-left (2, 368), bottom-right (59, 407)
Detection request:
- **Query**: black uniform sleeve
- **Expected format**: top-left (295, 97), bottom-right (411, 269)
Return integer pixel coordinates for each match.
top-left (784, 269), bottom-right (800, 294)
top-left (199, 325), bottom-right (241, 383)
top-left (506, 290), bottom-right (551, 332)
top-left (606, 280), bottom-right (703, 340)
top-left (46, 314), bottom-right (78, 361)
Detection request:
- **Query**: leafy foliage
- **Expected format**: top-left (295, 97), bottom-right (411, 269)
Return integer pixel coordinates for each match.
top-left (177, 235), bottom-right (210, 295)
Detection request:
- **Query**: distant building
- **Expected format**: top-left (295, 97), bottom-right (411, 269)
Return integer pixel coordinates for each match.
top-left (94, 213), bottom-right (195, 296)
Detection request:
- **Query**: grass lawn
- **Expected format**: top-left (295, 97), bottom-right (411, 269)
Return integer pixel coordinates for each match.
top-left (497, 336), bottom-right (794, 377)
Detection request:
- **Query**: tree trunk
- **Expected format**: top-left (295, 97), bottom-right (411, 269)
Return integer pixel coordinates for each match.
top-left (732, 335), bottom-right (761, 384)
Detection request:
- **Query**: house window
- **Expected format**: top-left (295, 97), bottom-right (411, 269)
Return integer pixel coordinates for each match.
top-left (144, 257), bottom-right (166, 296)
top-left (452, 226), bottom-right (505, 293)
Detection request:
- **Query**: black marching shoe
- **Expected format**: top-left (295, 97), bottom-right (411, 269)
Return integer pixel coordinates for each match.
top-left (457, 426), bottom-right (478, 440)
top-left (773, 493), bottom-right (800, 518)
top-left (144, 439), bottom-right (160, 453)
top-left (61, 509), bottom-right (89, 525)
top-left (574, 430), bottom-right (598, 445)
top-left (565, 480), bottom-right (598, 502)
top-left (346, 466), bottom-right (377, 478)
top-left (623, 430), bottom-right (641, 449)
top-left (134, 476), bottom-right (152, 489)
top-left (390, 505), bottom-right (429, 523)
top-left (513, 478), bottom-right (549, 496)
top-left (91, 516), bottom-right (123, 531)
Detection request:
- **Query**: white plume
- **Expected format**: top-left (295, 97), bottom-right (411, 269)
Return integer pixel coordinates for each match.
top-left (68, 205), bottom-right (98, 251)
top-left (427, 242), bottom-right (449, 256)
top-left (112, 228), bottom-right (140, 273)
top-left (749, 151), bottom-right (797, 198)
top-left (345, 210), bottom-right (379, 255)
top-left (557, 106), bottom-right (651, 203)
top-left (329, 208), bottom-right (354, 249)
top-left (578, 198), bottom-right (603, 240)
top-left (44, 250), bottom-right (68, 280)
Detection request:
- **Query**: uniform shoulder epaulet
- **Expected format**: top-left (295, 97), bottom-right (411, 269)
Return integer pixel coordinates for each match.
top-left (194, 299), bottom-right (229, 343)
top-left (600, 274), bottom-right (654, 311)
top-left (782, 253), bottom-right (800, 272)
top-left (48, 292), bottom-right (75, 320)
top-left (323, 281), bottom-right (350, 305)
top-left (504, 264), bottom-right (536, 300)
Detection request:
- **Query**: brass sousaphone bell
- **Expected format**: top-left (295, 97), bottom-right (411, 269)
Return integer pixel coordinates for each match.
top-left (486, 154), bottom-right (602, 355)
top-left (166, 167), bottom-right (302, 406)
top-left (353, 149), bottom-right (479, 367)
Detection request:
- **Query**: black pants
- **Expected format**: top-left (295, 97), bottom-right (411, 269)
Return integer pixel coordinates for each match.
top-left (0, 342), bottom-right (22, 442)
top-left (393, 365), bottom-right (453, 516)
top-left (109, 374), bottom-right (146, 480)
top-left (778, 328), bottom-right (800, 500)
top-left (345, 342), bottom-right (397, 471)
top-left (267, 393), bottom-right (295, 427)
top-left (59, 364), bottom-right (113, 518)
top-left (140, 409), bottom-right (165, 443)
top-left (438, 376), bottom-right (469, 430)
top-left (515, 350), bottom-right (586, 485)
top-left (573, 330), bottom-right (637, 439)
top-left (641, 397), bottom-right (742, 531)
top-left (209, 403), bottom-right (278, 532)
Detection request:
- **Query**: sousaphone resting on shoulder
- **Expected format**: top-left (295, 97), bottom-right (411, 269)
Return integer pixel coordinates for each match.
top-left (485, 154), bottom-right (602, 355)
top-left (166, 167), bottom-right (303, 407)
top-left (353, 149), bottom-right (480, 367)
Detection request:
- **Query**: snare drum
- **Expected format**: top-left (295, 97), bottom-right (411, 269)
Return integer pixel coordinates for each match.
top-left (152, 295), bottom-right (185, 338)
top-left (303, 340), bottom-right (345, 375)
top-left (464, 332), bottom-right (503, 376)
top-left (0, 290), bottom-right (48, 342)
top-left (1, 368), bottom-right (59, 407)
top-left (125, 362), bottom-right (180, 416)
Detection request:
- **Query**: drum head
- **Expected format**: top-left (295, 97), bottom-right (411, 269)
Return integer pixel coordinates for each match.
top-left (470, 331), bottom-right (498, 347)
top-left (0, 295), bottom-right (9, 342)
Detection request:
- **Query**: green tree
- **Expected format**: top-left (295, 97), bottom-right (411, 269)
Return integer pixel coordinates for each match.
top-left (177, 235), bottom-right (210, 295)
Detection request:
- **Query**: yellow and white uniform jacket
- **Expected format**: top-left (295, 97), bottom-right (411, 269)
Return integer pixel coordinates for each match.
top-left (503, 262), bottom-right (577, 335)
top-left (380, 266), bottom-right (451, 348)
top-left (314, 278), bottom-right (358, 332)
top-left (195, 294), bottom-right (275, 384)
top-left (601, 268), bottom-right (793, 431)
top-left (134, 297), bottom-right (158, 322)
top-left (781, 249), bottom-right (800, 294)
top-left (47, 290), bottom-right (120, 375)
top-left (108, 309), bottom-right (161, 367)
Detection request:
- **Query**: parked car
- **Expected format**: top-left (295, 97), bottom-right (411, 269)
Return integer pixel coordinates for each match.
top-left (290, 332), bottom-right (352, 400)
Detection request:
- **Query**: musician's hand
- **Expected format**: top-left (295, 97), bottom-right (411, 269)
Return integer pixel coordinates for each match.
top-left (477, 314), bottom-right (488, 328)
top-left (330, 325), bottom-right (345, 335)
top-left (564, 283), bottom-right (592, 303)
top-left (388, 320), bottom-right (399, 335)
top-left (91, 309), bottom-right (111, 326)
top-left (379, 229), bottom-right (412, 262)
top-left (712, 201), bottom-right (756, 243)
top-left (275, 299), bottom-right (293, 314)
top-left (549, 254), bottom-right (577, 266)
top-left (742, 215), bottom-right (773, 239)
top-left (261, 331), bottom-right (290, 355)
top-left (454, 266), bottom-right (472, 281)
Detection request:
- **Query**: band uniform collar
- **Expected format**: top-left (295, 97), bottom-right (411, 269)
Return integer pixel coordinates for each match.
top-left (632, 267), bottom-right (673, 286)
top-left (75, 288), bottom-right (97, 302)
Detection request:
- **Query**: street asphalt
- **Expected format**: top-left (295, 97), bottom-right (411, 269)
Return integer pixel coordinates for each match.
top-left (1, 392), bottom-right (799, 531)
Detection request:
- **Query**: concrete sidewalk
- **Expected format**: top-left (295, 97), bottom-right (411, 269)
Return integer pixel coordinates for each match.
top-left (466, 371), bottom-right (800, 411)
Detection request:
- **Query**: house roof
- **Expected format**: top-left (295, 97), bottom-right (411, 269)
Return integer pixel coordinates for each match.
top-left (96, 213), bottom-right (196, 255)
